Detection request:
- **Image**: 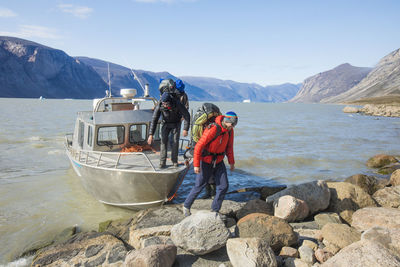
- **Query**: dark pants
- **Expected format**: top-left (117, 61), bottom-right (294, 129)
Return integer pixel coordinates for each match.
top-left (184, 161), bottom-right (229, 212)
top-left (160, 122), bottom-right (181, 164)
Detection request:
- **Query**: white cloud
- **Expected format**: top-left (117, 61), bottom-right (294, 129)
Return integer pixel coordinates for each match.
top-left (58, 4), bottom-right (93, 19)
top-left (0, 7), bottom-right (17, 17)
top-left (0, 25), bottom-right (61, 39)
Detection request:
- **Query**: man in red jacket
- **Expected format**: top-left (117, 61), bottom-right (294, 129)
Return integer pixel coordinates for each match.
top-left (183, 111), bottom-right (238, 216)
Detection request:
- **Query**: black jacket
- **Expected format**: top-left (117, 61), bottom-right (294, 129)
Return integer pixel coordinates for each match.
top-left (149, 99), bottom-right (190, 135)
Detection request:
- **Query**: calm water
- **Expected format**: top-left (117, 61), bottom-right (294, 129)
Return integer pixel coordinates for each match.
top-left (1, 98), bottom-right (399, 265)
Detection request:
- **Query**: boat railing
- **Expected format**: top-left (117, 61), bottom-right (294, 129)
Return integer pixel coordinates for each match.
top-left (65, 134), bottom-right (191, 171)
top-left (64, 134), bottom-right (157, 171)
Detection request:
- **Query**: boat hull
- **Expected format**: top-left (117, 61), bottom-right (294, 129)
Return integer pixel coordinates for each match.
top-left (67, 154), bottom-right (187, 210)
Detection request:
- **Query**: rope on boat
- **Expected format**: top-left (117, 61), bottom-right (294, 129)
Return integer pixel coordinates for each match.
top-left (167, 160), bottom-right (192, 202)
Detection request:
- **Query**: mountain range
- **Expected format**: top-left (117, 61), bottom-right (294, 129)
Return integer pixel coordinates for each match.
top-left (1, 36), bottom-right (399, 103)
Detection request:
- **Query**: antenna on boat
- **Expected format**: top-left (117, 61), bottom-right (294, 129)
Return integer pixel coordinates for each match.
top-left (107, 63), bottom-right (112, 97)
top-left (122, 58), bottom-right (147, 96)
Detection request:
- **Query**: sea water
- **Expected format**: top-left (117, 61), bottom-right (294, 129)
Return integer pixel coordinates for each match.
top-left (0, 98), bottom-right (399, 265)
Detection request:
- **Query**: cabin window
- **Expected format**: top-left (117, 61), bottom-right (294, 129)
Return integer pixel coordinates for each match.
top-left (153, 123), bottom-right (161, 141)
top-left (78, 121), bottom-right (85, 148)
top-left (129, 124), bottom-right (147, 143)
top-left (87, 125), bottom-right (93, 147)
top-left (97, 126), bottom-right (125, 146)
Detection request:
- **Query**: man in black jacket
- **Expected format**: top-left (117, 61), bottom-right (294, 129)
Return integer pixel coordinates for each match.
top-left (147, 92), bottom-right (190, 168)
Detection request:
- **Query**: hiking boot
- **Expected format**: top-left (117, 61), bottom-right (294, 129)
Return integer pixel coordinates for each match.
top-left (213, 211), bottom-right (227, 224)
top-left (183, 206), bottom-right (191, 217)
top-left (159, 162), bottom-right (166, 168)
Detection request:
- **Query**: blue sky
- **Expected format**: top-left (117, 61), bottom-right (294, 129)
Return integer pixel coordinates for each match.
top-left (1, 0), bottom-right (399, 85)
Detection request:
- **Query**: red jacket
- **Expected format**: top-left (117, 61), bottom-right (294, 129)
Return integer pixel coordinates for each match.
top-left (193, 115), bottom-right (235, 167)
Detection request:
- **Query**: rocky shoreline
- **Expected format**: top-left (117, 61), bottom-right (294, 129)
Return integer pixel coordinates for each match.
top-left (343, 104), bottom-right (400, 117)
top-left (19, 154), bottom-right (400, 266)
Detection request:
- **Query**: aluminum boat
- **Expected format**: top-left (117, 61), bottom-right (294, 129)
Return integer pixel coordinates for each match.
top-left (64, 88), bottom-right (191, 210)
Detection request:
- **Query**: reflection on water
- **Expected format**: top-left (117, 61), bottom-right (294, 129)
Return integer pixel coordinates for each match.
top-left (1, 98), bottom-right (400, 264)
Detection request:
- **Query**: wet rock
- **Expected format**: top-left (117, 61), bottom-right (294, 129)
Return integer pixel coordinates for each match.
top-left (314, 213), bottom-right (341, 229)
top-left (98, 217), bottom-right (134, 244)
top-left (378, 163), bottom-right (400, 175)
top-left (351, 207), bottom-right (400, 231)
top-left (237, 213), bottom-right (298, 252)
top-left (170, 211), bottom-right (230, 255)
top-left (129, 225), bottom-right (173, 250)
top-left (280, 246), bottom-right (299, 258)
top-left (321, 240), bottom-right (400, 267)
top-left (390, 169), bottom-right (400, 186)
top-left (314, 249), bottom-right (333, 263)
top-left (327, 182), bottom-right (377, 224)
top-left (226, 237), bottom-right (277, 267)
top-left (236, 199), bottom-right (274, 220)
top-left (124, 244), bottom-right (177, 267)
top-left (274, 195), bottom-right (310, 222)
top-left (366, 154), bottom-right (398, 168)
top-left (321, 223), bottom-right (361, 253)
top-left (266, 180), bottom-right (330, 215)
top-left (361, 226), bottom-right (400, 256)
top-left (31, 231), bottom-right (128, 266)
top-left (372, 186), bottom-right (400, 208)
top-left (260, 185), bottom-right (287, 199)
top-left (344, 174), bottom-right (384, 195)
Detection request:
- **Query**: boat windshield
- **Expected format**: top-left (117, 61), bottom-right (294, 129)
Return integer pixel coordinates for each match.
top-left (129, 124), bottom-right (147, 143)
top-left (97, 126), bottom-right (125, 146)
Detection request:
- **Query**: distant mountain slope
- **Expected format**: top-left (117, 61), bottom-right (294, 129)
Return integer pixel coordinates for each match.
top-left (181, 76), bottom-right (301, 102)
top-left (289, 63), bottom-right (371, 103)
top-left (0, 36), bottom-right (107, 99)
top-left (322, 48), bottom-right (400, 103)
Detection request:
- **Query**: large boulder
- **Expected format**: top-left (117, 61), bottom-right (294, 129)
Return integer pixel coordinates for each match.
top-left (351, 207), bottom-right (400, 231)
top-left (266, 180), bottom-right (330, 215)
top-left (372, 186), bottom-right (400, 208)
top-left (237, 213), bottom-right (298, 251)
top-left (390, 169), bottom-right (400, 186)
top-left (170, 211), bottom-right (230, 255)
top-left (236, 199), bottom-right (274, 220)
top-left (321, 223), bottom-right (361, 253)
top-left (191, 199), bottom-right (245, 217)
top-left (361, 226), bottom-right (400, 256)
top-left (366, 154), bottom-right (398, 168)
top-left (226, 238), bottom-right (277, 267)
top-left (31, 231), bottom-right (128, 267)
top-left (327, 182), bottom-right (377, 224)
top-left (321, 240), bottom-right (400, 267)
top-left (129, 225), bottom-right (173, 250)
top-left (273, 195), bottom-right (309, 222)
top-left (131, 205), bottom-right (185, 230)
top-left (124, 244), bottom-right (176, 267)
top-left (344, 174), bottom-right (386, 195)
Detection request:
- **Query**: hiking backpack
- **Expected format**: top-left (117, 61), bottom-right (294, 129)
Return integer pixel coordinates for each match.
top-left (191, 103), bottom-right (222, 143)
top-left (159, 79), bottom-right (179, 96)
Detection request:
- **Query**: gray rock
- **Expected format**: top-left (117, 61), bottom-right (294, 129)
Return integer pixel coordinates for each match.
top-left (173, 246), bottom-right (232, 267)
top-left (373, 186), bottom-right (400, 208)
top-left (298, 245), bottom-right (315, 264)
top-left (132, 205), bottom-right (185, 231)
top-left (226, 238), bottom-right (277, 267)
top-left (129, 225), bottom-right (173, 250)
top-left (351, 207), bottom-right (400, 231)
top-left (191, 199), bottom-right (245, 218)
top-left (321, 240), bottom-right (400, 267)
top-left (390, 169), bottom-right (400, 186)
top-left (124, 244), bottom-right (177, 267)
top-left (171, 211), bottom-right (230, 255)
top-left (266, 180), bottom-right (330, 215)
top-left (284, 257), bottom-right (311, 267)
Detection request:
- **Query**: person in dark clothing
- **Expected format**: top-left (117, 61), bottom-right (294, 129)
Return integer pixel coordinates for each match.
top-left (147, 92), bottom-right (190, 168)
top-left (183, 111), bottom-right (238, 216)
